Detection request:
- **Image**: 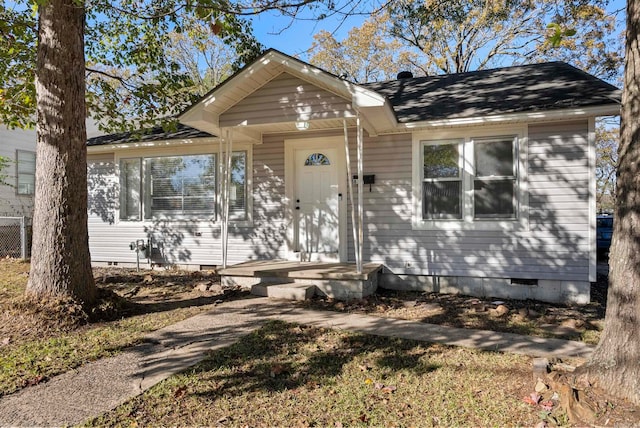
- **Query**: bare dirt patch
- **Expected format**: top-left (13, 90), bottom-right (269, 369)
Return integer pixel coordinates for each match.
top-left (298, 273), bottom-right (608, 345)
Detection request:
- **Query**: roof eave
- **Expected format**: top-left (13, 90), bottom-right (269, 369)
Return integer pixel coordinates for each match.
top-left (398, 104), bottom-right (620, 132)
top-left (86, 136), bottom-right (220, 154)
top-left (179, 49), bottom-right (397, 138)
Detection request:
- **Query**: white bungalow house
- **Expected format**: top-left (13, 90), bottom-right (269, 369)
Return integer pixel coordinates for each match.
top-left (86, 49), bottom-right (620, 304)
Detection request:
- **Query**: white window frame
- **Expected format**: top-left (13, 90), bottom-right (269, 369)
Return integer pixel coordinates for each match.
top-left (115, 143), bottom-right (253, 227)
top-left (472, 136), bottom-right (518, 220)
top-left (412, 126), bottom-right (529, 231)
top-left (421, 139), bottom-right (464, 220)
top-left (16, 150), bottom-right (36, 196)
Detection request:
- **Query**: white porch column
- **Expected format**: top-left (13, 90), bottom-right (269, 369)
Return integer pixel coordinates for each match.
top-left (220, 129), bottom-right (233, 269)
top-left (343, 120), bottom-right (360, 272)
top-left (356, 114), bottom-right (364, 273)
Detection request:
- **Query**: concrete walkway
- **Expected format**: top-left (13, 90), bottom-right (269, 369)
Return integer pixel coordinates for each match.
top-left (0, 297), bottom-right (594, 427)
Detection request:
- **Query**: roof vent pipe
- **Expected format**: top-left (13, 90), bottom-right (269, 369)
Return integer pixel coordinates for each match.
top-left (397, 71), bottom-right (413, 79)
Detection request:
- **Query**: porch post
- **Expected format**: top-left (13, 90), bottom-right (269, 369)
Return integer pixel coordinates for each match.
top-left (356, 114), bottom-right (364, 273)
top-left (219, 135), bottom-right (226, 268)
top-left (343, 120), bottom-right (360, 271)
top-left (221, 129), bottom-right (233, 269)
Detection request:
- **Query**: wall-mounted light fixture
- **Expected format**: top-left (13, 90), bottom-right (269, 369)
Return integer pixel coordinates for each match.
top-left (295, 121), bottom-right (310, 131)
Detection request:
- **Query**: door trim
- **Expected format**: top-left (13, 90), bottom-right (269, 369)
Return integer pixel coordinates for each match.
top-left (284, 136), bottom-right (347, 262)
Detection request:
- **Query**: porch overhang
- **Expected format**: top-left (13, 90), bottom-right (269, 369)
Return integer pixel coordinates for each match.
top-left (178, 49), bottom-right (398, 140)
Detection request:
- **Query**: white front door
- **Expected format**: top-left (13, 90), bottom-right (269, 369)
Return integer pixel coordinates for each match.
top-left (292, 144), bottom-right (343, 260)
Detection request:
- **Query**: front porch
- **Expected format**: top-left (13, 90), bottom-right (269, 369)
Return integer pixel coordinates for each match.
top-left (219, 260), bottom-right (383, 301)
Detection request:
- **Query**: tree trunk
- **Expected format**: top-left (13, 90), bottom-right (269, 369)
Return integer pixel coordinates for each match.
top-left (27, 0), bottom-right (96, 304)
top-left (582, 0), bottom-right (640, 406)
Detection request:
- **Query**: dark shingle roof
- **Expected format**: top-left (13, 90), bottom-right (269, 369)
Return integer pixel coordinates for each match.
top-left (87, 123), bottom-right (213, 146)
top-left (363, 61), bottom-right (620, 123)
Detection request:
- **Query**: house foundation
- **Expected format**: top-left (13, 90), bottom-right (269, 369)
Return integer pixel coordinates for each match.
top-left (378, 272), bottom-right (590, 305)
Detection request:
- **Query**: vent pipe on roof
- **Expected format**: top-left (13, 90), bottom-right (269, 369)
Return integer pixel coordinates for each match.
top-left (397, 71), bottom-right (413, 79)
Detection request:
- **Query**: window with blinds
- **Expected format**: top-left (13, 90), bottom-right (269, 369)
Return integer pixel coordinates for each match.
top-left (119, 152), bottom-right (246, 221)
top-left (422, 141), bottom-right (463, 219)
top-left (418, 135), bottom-right (519, 222)
top-left (145, 155), bottom-right (216, 217)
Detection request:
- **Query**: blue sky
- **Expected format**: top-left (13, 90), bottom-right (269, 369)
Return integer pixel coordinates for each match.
top-left (250, 0), bottom-right (627, 62)
top-left (251, 7), bottom-right (370, 59)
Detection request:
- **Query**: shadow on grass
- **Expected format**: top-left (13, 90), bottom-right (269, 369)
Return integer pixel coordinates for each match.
top-left (189, 320), bottom-right (443, 400)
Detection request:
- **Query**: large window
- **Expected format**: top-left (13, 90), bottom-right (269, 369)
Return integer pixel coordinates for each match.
top-left (16, 150), bottom-right (36, 195)
top-left (416, 133), bottom-right (522, 227)
top-left (120, 151), bottom-right (247, 221)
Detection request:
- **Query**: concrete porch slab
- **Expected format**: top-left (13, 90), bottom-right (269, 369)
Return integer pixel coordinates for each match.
top-left (220, 260), bottom-right (382, 301)
top-left (218, 260), bottom-right (383, 281)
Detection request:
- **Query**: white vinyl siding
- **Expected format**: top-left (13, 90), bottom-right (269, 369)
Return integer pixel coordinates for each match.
top-left (352, 120), bottom-right (590, 282)
top-left (86, 119), bottom-right (592, 285)
top-left (219, 73), bottom-right (355, 128)
top-left (87, 141), bottom-right (257, 265)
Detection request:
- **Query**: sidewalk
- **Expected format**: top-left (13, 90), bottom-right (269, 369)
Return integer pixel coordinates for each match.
top-left (0, 297), bottom-right (594, 427)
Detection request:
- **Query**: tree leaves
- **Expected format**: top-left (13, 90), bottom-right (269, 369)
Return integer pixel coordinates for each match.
top-left (0, 2), bottom-right (37, 129)
top-left (546, 23), bottom-right (578, 47)
top-left (308, 14), bottom-right (420, 83)
top-left (1, 0), bottom-right (266, 133)
top-left (384, 0), bottom-right (622, 79)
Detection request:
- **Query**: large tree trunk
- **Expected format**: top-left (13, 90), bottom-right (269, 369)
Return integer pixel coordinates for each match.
top-left (582, 0), bottom-right (640, 406)
top-left (27, 0), bottom-right (96, 304)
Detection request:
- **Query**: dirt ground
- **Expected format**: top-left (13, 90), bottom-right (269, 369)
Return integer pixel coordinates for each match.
top-left (92, 264), bottom-right (609, 344)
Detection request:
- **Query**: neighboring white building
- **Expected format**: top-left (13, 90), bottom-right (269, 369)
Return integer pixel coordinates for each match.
top-left (0, 126), bottom-right (37, 217)
top-left (0, 120), bottom-right (104, 217)
top-left (86, 50), bottom-right (621, 304)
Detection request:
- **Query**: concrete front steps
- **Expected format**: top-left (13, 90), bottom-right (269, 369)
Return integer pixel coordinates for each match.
top-left (250, 281), bottom-right (316, 301)
top-left (219, 260), bottom-right (383, 301)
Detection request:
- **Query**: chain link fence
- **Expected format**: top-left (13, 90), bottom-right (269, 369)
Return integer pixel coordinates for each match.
top-left (0, 217), bottom-right (31, 259)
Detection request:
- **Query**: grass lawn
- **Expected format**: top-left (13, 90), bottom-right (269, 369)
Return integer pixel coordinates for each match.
top-left (2, 259), bottom-right (636, 426)
top-left (86, 321), bottom-right (540, 427)
top-left (0, 259), bottom-right (238, 397)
